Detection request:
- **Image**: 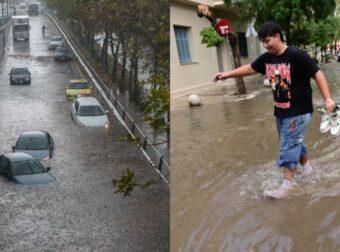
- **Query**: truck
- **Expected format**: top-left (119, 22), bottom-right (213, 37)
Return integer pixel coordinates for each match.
top-left (28, 3), bottom-right (39, 16)
top-left (12, 15), bottom-right (30, 41)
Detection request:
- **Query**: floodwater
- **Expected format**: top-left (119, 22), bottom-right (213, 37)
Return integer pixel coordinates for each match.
top-left (0, 15), bottom-right (169, 251)
top-left (171, 62), bottom-right (340, 251)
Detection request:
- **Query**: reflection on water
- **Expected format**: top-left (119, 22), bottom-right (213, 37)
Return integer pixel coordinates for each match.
top-left (171, 62), bottom-right (340, 251)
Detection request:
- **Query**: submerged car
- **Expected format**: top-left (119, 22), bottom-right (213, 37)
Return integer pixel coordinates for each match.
top-left (71, 96), bottom-right (109, 128)
top-left (48, 36), bottom-right (63, 50)
top-left (9, 67), bottom-right (31, 85)
top-left (54, 46), bottom-right (71, 62)
top-left (12, 131), bottom-right (54, 161)
top-left (0, 153), bottom-right (56, 184)
top-left (65, 79), bottom-right (92, 99)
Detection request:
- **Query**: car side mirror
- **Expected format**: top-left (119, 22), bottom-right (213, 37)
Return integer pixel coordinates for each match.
top-left (12, 146), bottom-right (15, 152)
top-left (46, 167), bottom-right (51, 172)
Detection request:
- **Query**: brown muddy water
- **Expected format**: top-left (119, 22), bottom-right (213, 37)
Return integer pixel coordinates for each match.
top-left (171, 62), bottom-right (340, 252)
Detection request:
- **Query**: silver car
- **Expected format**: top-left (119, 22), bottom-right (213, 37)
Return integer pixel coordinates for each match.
top-left (12, 131), bottom-right (54, 161)
top-left (48, 35), bottom-right (63, 50)
top-left (71, 96), bottom-right (109, 128)
top-left (9, 67), bottom-right (31, 85)
top-left (0, 153), bottom-right (55, 185)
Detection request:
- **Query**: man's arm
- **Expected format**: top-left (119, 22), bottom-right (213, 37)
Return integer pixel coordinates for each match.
top-left (213, 64), bottom-right (257, 82)
top-left (314, 70), bottom-right (336, 112)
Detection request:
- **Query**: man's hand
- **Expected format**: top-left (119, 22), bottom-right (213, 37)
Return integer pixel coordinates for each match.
top-left (325, 97), bottom-right (336, 113)
top-left (213, 72), bottom-right (228, 82)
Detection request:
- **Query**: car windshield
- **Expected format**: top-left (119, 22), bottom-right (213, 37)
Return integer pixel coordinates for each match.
top-left (16, 136), bottom-right (48, 150)
top-left (56, 48), bottom-right (67, 53)
top-left (12, 160), bottom-right (46, 176)
top-left (78, 105), bottom-right (105, 116)
top-left (11, 68), bottom-right (28, 75)
top-left (14, 25), bottom-right (29, 31)
top-left (69, 82), bottom-right (88, 89)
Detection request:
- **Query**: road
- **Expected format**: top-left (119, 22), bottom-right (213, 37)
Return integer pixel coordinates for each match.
top-left (0, 14), bottom-right (169, 251)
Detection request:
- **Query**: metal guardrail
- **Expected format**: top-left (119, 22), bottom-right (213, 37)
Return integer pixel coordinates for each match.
top-left (46, 13), bottom-right (170, 185)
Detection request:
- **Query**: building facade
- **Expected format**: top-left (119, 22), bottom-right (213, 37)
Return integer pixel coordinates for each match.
top-left (170, 0), bottom-right (262, 97)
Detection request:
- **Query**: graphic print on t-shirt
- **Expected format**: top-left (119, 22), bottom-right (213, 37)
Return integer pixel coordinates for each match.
top-left (266, 63), bottom-right (291, 109)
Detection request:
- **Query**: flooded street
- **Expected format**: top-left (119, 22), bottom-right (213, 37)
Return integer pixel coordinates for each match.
top-left (0, 15), bottom-right (169, 251)
top-left (171, 62), bottom-right (340, 251)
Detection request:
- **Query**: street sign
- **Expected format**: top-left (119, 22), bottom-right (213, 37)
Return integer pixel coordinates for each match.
top-left (215, 19), bottom-right (231, 36)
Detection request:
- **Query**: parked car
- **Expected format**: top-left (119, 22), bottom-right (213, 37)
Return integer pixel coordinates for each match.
top-left (65, 79), bottom-right (92, 99)
top-left (48, 35), bottom-right (63, 50)
top-left (54, 46), bottom-right (72, 62)
top-left (71, 95), bottom-right (109, 128)
top-left (9, 67), bottom-right (31, 85)
top-left (0, 153), bottom-right (56, 184)
top-left (12, 131), bottom-right (54, 161)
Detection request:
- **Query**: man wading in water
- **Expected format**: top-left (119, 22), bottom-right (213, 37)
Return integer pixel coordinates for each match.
top-left (213, 21), bottom-right (336, 198)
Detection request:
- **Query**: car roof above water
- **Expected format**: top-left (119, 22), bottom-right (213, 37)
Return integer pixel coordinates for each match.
top-left (51, 36), bottom-right (62, 40)
top-left (3, 152), bottom-right (35, 161)
top-left (76, 96), bottom-right (101, 106)
top-left (20, 131), bottom-right (47, 138)
top-left (70, 79), bottom-right (87, 83)
top-left (11, 67), bottom-right (28, 71)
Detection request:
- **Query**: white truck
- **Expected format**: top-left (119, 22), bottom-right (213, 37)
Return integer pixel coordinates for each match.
top-left (12, 15), bottom-right (30, 41)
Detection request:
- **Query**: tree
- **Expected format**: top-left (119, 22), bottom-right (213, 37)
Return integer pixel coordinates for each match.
top-left (223, 0), bottom-right (336, 48)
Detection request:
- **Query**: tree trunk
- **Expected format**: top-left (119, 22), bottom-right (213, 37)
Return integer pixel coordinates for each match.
top-left (110, 38), bottom-right (120, 83)
top-left (120, 35), bottom-right (127, 81)
top-left (227, 33), bottom-right (246, 95)
top-left (101, 31), bottom-right (109, 72)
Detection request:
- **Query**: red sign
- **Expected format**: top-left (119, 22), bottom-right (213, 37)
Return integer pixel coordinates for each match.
top-left (215, 19), bottom-right (231, 36)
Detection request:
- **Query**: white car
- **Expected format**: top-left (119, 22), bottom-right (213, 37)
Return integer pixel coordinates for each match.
top-left (48, 36), bottom-right (63, 50)
top-left (71, 95), bottom-right (109, 128)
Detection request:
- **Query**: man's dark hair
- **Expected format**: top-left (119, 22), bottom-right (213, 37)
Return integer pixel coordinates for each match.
top-left (258, 21), bottom-right (285, 42)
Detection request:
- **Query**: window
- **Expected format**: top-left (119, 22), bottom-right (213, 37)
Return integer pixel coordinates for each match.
top-left (237, 32), bottom-right (248, 57)
top-left (174, 26), bottom-right (192, 64)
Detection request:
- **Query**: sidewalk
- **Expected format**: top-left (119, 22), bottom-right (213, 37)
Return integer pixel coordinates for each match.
top-left (171, 74), bottom-right (270, 111)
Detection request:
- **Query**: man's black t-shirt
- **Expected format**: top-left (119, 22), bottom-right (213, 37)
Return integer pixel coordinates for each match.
top-left (251, 47), bottom-right (319, 118)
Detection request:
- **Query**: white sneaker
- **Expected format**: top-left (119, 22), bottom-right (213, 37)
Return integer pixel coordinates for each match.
top-left (331, 112), bottom-right (340, 137)
top-left (264, 179), bottom-right (295, 199)
top-left (318, 108), bottom-right (331, 133)
top-left (330, 106), bottom-right (340, 137)
top-left (301, 161), bottom-right (313, 176)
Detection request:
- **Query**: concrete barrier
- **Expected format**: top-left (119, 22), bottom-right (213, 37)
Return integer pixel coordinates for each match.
top-left (0, 16), bottom-right (11, 71)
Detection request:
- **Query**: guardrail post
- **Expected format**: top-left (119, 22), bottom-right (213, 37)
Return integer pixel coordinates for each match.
top-left (143, 137), bottom-right (148, 150)
top-left (114, 99), bottom-right (118, 108)
top-left (158, 156), bottom-right (164, 171)
top-left (131, 122), bottom-right (135, 133)
top-left (122, 110), bottom-right (126, 120)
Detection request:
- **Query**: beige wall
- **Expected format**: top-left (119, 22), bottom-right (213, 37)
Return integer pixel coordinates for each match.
top-left (171, 2), bottom-right (220, 95)
top-left (171, 1), bottom-right (260, 96)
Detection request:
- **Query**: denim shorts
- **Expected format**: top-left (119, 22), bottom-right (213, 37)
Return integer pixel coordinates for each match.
top-left (276, 113), bottom-right (312, 170)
